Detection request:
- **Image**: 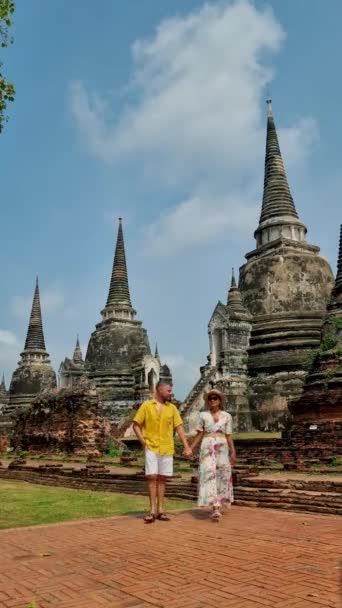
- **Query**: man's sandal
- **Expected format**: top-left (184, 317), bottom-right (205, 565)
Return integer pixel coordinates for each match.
top-left (144, 513), bottom-right (156, 523)
top-left (156, 513), bottom-right (170, 521)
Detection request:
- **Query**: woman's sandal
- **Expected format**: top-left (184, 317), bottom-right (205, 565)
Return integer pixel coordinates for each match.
top-left (144, 513), bottom-right (156, 524)
top-left (156, 513), bottom-right (170, 521)
top-left (210, 509), bottom-right (222, 521)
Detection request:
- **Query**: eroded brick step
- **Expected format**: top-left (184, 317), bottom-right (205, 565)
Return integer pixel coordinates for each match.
top-left (238, 477), bottom-right (342, 493)
top-left (234, 499), bottom-right (342, 516)
top-left (234, 490), bottom-right (342, 509)
top-left (235, 484), bottom-right (342, 496)
top-left (0, 469), bottom-right (198, 498)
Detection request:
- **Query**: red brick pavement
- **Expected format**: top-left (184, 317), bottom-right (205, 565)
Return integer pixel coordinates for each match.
top-left (0, 507), bottom-right (341, 608)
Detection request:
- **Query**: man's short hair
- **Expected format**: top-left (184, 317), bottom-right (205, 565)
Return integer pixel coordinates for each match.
top-left (156, 380), bottom-right (172, 390)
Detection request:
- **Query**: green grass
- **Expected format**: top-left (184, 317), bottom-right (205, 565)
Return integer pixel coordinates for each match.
top-left (0, 480), bottom-right (192, 529)
top-left (233, 431), bottom-right (281, 439)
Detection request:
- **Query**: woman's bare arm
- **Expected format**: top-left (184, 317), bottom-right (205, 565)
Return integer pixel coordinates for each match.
top-left (226, 434), bottom-right (236, 466)
top-left (190, 430), bottom-right (204, 452)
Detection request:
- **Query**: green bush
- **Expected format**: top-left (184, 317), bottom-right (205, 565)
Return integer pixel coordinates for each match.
top-left (328, 456), bottom-right (342, 467)
top-left (304, 350), bottom-right (320, 370)
top-left (106, 444), bottom-right (119, 457)
top-left (320, 335), bottom-right (337, 352)
top-left (328, 316), bottom-right (342, 330)
top-left (13, 448), bottom-right (28, 458)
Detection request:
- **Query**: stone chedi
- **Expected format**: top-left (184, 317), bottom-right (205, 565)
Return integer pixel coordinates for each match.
top-left (154, 343), bottom-right (173, 387)
top-left (7, 278), bottom-right (57, 414)
top-left (0, 375), bottom-right (11, 442)
top-left (182, 270), bottom-right (252, 432)
top-left (287, 225), bottom-right (342, 438)
top-left (59, 336), bottom-right (86, 389)
top-left (84, 218), bottom-right (172, 423)
top-left (182, 100), bottom-right (334, 432)
top-left (239, 100), bottom-right (334, 429)
top-left (0, 374), bottom-right (9, 414)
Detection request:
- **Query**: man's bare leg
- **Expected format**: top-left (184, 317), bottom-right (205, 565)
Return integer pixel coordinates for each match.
top-left (156, 476), bottom-right (170, 520)
top-left (157, 475), bottom-right (166, 514)
top-left (145, 475), bottom-right (157, 522)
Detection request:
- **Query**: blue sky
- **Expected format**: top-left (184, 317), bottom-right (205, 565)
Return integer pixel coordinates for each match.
top-left (1, 0), bottom-right (341, 398)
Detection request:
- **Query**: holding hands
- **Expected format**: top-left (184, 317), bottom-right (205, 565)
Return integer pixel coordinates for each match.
top-left (182, 446), bottom-right (193, 459)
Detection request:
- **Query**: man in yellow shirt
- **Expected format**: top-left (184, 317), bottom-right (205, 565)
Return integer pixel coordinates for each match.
top-left (133, 381), bottom-right (192, 523)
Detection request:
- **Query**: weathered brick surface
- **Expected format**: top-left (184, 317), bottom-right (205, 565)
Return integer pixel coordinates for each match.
top-left (0, 507), bottom-right (341, 608)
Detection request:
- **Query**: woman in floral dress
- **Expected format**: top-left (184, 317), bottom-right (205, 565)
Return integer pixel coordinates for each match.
top-left (189, 389), bottom-right (236, 520)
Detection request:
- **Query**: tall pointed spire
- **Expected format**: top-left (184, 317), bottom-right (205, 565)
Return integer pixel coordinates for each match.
top-left (230, 268), bottom-right (236, 288)
top-left (227, 268), bottom-right (240, 307)
top-left (226, 269), bottom-right (251, 322)
top-left (24, 277), bottom-right (46, 351)
top-left (329, 224), bottom-right (342, 309)
top-left (227, 268), bottom-right (239, 306)
top-left (106, 218), bottom-right (132, 308)
top-left (0, 373), bottom-right (6, 395)
top-left (334, 224), bottom-right (342, 293)
top-left (260, 99), bottom-right (299, 223)
top-left (155, 343), bottom-right (160, 360)
top-left (73, 335), bottom-right (83, 364)
top-left (253, 99), bottom-right (307, 250)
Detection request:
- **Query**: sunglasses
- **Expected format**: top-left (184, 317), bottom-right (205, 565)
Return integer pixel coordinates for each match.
top-left (208, 396), bottom-right (220, 401)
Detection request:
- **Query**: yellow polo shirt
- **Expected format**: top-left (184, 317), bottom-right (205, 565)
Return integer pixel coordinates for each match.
top-left (133, 399), bottom-right (183, 456)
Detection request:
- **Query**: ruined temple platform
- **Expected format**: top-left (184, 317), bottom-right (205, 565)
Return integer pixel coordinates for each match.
top-left (0, 507), bottom-right (341, 608)
top-left (2, 458), bottom-right (342, 515)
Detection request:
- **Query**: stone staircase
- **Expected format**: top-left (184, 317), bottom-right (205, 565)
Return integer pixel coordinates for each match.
top-left (180, 367), bottom-right (213, 423)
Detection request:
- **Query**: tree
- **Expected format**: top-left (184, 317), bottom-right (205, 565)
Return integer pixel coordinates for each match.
top-left (0, 0), bottom-right (15, 133)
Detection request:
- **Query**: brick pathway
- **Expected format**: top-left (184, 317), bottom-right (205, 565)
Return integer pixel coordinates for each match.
top-left (0, 507), bottom-right (341, 608)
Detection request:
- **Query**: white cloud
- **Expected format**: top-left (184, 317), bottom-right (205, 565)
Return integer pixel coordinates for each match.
top-left (278, 118), bottom-right (319, 168)
top-left (0, 330), bottom-right (18, 347)
top-left (144, 191), bottom-right (258, 255)
top-left (69, 0), bottom-right (318, 254)
top-left (70, 2), bottom-right (283, 173)
top-left (12, 285), bottom-right (65, 319)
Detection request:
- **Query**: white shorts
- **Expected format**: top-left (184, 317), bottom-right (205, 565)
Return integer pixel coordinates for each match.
top-left (145, 449), bottom-right (173, 477)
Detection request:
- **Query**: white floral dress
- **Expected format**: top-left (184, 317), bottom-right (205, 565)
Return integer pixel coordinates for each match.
top-left (196, 411), bottom-right (234, 507)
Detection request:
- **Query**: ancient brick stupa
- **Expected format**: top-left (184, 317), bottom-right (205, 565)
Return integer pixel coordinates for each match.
top-left (285, 225), bottom-right (342, 452)
top-left (182, 100), bottom-right (334, 432)
top-left (238, 99), bottom-right (335, 428)
top-left (85, 218), bottom-right (172, 423)
top-left (7, 278), bottom-right (57, 414)
top-left (12, 385), bottom-right (111, 455)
